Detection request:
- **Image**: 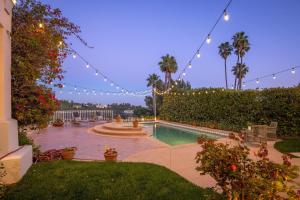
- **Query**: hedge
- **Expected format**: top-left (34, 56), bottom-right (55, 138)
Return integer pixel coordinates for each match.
top-left (160, 87), bottom-right (300, 136)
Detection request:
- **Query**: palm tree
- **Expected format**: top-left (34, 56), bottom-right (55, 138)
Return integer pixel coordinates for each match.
top-left (231, 63), bottom-right (249, 90)
top-left (218, 42), bottom-right (233, 89)
top-left (232, 32), bottom-right (250, 89)
top-left (146, 73), bottom-right (160, 117)
top-left (158, 54), bottom-right (178, 89)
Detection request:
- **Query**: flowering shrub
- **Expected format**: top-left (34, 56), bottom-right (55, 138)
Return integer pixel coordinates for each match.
top-left (195, 135), bottom-right (300, 199)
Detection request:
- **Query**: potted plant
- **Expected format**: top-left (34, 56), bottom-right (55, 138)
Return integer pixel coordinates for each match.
top-left (61, 147), bottom-right (77, 160)
top-left (132, 119), bottom-right (139, 128)
top-left (104, 147), bottom-right (118, 161)
top-left (53, 119), bottom-right (64, 127)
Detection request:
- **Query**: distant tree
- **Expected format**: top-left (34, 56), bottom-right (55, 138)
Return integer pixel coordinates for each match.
top-left (218, 42), bottom-right (233, 89)
top-left (144, 79), bottom-right (164, 114)
top-left (146, 73), bottom-right (160, 116)
top-left (231, 63), bottom-right (249, 90)
top-left (158, 54), bottom-right (178, 89)
top-left (133, 106), bottom-right (152, 117)
top-left (232, 32), bottom-right (250, 90)
top-left (12, 0), bottom-right (88, 128)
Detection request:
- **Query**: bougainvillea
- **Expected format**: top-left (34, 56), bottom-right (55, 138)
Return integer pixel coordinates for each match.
top-left (195, 135), bottom-right (300, 199)
top-left (11, 0), bottom-right (88, 129)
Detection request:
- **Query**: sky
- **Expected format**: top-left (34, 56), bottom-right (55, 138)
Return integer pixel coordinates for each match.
top-left (41, 0), bottom-right (300, 105)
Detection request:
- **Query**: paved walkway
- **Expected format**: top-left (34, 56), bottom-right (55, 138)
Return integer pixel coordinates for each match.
top-left (33, 123), bottom-right (300, 189)
top-left (33, 122), bottom-right (165, 160)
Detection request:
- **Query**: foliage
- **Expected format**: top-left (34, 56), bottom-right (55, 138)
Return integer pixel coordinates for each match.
top-left (274, 139), bottom-right (300, 155)
top-left (18, 129), bottom-right (41, 158)
top-left (218, 42), bottom-right (233, 89)
top-left (3, 161), bottom-right (222, 200)
top-left (133, 106), bottom-right (152, 117)
top-left (12, 0), bottom-right (86, 129)
top-left (160, 87), bottom-right (300, 136)
top-left (158, 54), bottom-right (178, 89)
top-left (231, 32), bottom-right (250, 90)
top-left (0, 162), bottom-right (7, 199)
top-left (195, 135), bottom-right (299, 199)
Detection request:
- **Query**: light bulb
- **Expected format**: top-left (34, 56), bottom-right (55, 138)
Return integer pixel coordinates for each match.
top-left (183, 72), bottom-right (186, 76)
top-left (95, 71), bottom-right (98, 76)
top-left (110, 83), bottom-right (114, 86)
top-left (116, 86), bottom-right (120, 90)
top-left (256, 79), bottom-right (260, 84)
top-left (196, 51), bottom-right (201, 58)
top-left (104, 78), bottom-right (107, 82)
top-left (291, 68), bottom-right (296, 74)
top-left (38, 23), bottom-right (44, 28)
top-left (188, 62), bottom-right (192, 69)
top-left (223, 11), bottom-right (229, 21)
top-left (72, 54), bottom-right (77, 59)
top-left (206, 35), bottom-right (211, 44)
top-left (272, 74), bottom-right (276, 79)
top-left (86, 64), bottom-right (90, 68)
top-left (58, 41), bottom-right (63, 46)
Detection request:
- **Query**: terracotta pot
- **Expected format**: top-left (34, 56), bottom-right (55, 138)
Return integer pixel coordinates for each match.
top-left (61, 150), bottom-right (75, 160)
top-left (104, 153), bottom-right (118, 161)
top-left (133, 120), bottom-right (139, 128)
top-left (115, 115), bottom-right (122, 123)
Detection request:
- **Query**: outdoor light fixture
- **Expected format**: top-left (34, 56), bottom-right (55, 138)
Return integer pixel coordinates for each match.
top-left (272, 74), bottom-right (276, 79)
top-left (206, 34), bottom-right (211, 44)
top-left (256, 79), bottom-right (260, 84)
top-left (72, 54), bottom-right (77, 59)
top-left (223, 10), bottom-right (230, 21)
top-left (116, 86), bottom-right (120, 90)
top-left (183, 72), bottom-right (186, 76)
top-left (188, 62), bottom-right (192, 69)
top-left (95, 71), bottom-right (98, 76)
top-left (38, 23), bottom-right (44, 28)
top-left (86, 64), bottom-right (90, 68)
top-left (291, 68), bottom-right (296, 74)
top-left (110, 83), bottom-right (114, 86)
top-left (196, 51), bottom-right (201, 58)
top-left (104, 78), bottom-right (107, 82)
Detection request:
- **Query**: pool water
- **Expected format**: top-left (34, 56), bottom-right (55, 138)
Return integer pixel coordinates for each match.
top-left (144, 123), bottom-right (219, 146)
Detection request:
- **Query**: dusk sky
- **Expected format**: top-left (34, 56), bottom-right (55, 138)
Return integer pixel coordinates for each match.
top-left (42, 0), bottom-right (300, 105)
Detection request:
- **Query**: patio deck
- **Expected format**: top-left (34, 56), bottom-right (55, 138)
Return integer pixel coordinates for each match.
top-left (32, 122), bottom-right (300, 188)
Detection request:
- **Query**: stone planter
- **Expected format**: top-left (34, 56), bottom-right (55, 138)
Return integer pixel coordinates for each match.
top-left (61, 148), bottom-right (76, 160)
top-left (104, 152), bottom-right (118, 161)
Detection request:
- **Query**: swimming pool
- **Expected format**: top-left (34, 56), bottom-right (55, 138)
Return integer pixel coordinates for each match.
top-left (143, 123), bottom-right (220, 146)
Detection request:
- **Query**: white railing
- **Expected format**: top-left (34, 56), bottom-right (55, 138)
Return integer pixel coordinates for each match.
top-left (52, 110), bottom-right (114, 122)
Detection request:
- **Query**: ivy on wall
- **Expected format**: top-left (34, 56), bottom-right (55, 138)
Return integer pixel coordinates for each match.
top-left (160, 87), bottom-right (300, 136)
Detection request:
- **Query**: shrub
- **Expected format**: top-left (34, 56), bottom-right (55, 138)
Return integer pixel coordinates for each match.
top-left (195, 135), bottom-right (300, 199)
top-left (160, 87), bottom-right (300, 136)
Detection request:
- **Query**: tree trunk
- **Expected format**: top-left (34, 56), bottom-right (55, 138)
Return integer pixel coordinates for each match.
top-left (225, 59), bottom-right (228, 89)
top-left (164, 72), bottom-right (168, 90)
top-left (152, 87), bottom-right (157, 120)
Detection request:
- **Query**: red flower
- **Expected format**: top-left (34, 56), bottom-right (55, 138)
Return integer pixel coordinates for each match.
top-left (230, 164), bottom-right (237, 172)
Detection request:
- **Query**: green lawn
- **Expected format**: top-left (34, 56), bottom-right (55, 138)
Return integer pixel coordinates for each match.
top-left (274, 139), bottom-right (300, 155)
top-left (3, 161), bottom-right (221, 200)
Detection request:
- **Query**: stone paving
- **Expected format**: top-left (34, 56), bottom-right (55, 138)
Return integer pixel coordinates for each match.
top-left (33, 122), bottom-right (300, 189)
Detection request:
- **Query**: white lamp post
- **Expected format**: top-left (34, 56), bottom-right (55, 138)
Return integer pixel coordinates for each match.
top-left (0, 0), bottom-right (32, 184)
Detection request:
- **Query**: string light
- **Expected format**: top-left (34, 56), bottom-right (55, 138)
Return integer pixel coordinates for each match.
top-left (38, 23), bottom-right (44, 29)
top-left (256, 79), bottom-right (260, 84)
top-left (104, 78), bottom-right (107, 82)
top-left (196, 51), bottom-right (201, 58)
top-left (272, 74), bottom-right (276, 79)
top-left (72, 54), bottom-right (77, 59)
top-left (86, 64), bottom-right (90, 68)
top-left (95, 71), bottom-right (99, 76)
top-left (223, 10), bottom-right (230, 21)
top-left (291, 68), bottom-right (296, 74)
top-left (188, 62), bottom-right (192, 69)
top-left (206, 34), bottom-right (211, 44)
